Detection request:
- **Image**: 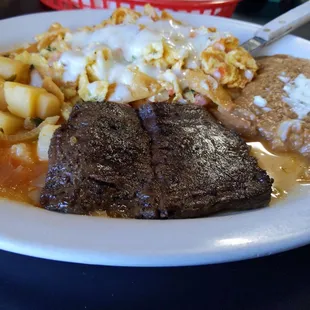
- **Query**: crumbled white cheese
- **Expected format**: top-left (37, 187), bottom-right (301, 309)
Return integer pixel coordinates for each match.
top-left (300, 144), bottom-right (310, 154)
top-left (253, 96), bottom-right (267, 107)
top-left (278, 75), bottom-right (290, 83)
top-left (277, 119), bottom-right (302, 141)
top-left (245, 70), bottom-right (254, 80)
top-left (282, 74), bottom-right (310, 119)
top-left (262, 107), bottom-right (272, 112)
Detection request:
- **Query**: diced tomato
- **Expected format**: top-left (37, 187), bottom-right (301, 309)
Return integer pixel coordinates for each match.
top-left (213, 42), bottom-right (225, 51)
top-left (168, 89), bottom-right (175, 96)
top-left (194, 94), bottom-right (210, 106)
top-left (219, 67), bottom-right (226, 77)
top-left (48, 52), bottom-right (61, 65)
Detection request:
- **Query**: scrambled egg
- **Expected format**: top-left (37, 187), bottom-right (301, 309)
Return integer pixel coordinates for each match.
top-left (8, 5), bottom-right (258, 108)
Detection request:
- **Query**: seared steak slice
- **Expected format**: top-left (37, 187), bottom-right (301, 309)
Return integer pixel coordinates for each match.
top-left (139, 103), bottom-right (273, 219)
top-left (41, 101), bottom-right (273, 219)
top-left (40, 102), bottom-right (160, 218)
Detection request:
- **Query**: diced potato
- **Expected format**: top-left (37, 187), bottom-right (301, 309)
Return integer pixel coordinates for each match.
top-left (36, 92), bottom-right (61, 119)
top-left (0, 77), bottom-right (7, 111)
top-left (4, 82), bottom-right (61, 119)
top-left (4, 82), bottom-right (45, 118)
top-left (10, 143), bottom-right (34, 164)
top-left (37, 124), bottom-right (60, 161)
top-left (0, 56), bottom-right (30, 83)
top-left (0, 111), bottom-right (23, 134)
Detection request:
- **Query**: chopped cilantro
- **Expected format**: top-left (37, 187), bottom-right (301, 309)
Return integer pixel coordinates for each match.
top-left (46, 46), bottom-right (56, 52)
top-left (70, 136), bottom-right (78, 145)
top-left (6, 74), bottom-right (16, 82)
top-left (31, 118), bottom-right (43, 127)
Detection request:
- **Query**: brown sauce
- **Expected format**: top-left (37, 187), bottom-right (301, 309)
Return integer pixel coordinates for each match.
top-left (248, 141), bottom-right (310, 202)
top-left (0, 142), bottom-right (48, 205)
top-left (0, 140), bottom-right (308, 208)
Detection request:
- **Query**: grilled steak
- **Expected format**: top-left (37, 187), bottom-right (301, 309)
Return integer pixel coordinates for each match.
top-left (40, 102), bottom-right (160, 218)
top-left (139, 103), bottom-right (273, 218)
top-left (41, 101), bottom-right (273, 219)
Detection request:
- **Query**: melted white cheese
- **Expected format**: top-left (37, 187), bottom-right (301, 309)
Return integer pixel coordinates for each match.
top-left (107, 84), bottom-right (133, 103)
top-left (58, 18), bottom-right (230, 102)
top-left (282, 74), bottom-right (310, 119)
top-left (59, 51), bottom-right (87, 82)
top-left (134, 61), bottom-right (161, 79)
top-left (108, 63), bottom-right (133, 85)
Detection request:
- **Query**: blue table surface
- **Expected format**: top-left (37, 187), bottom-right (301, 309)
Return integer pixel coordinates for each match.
top-left (0, 1), bottom-right (309, 310)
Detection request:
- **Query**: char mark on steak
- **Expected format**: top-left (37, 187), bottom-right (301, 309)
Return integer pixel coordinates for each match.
top-left (41, 101), bottom-right (273, 219)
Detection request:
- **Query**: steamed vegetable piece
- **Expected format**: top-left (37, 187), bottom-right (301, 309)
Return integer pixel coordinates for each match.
top-left (0, 115), bottom-right (59, 143)
top-left (36, 92), bottom-right (61, 119)
top-left (0, 78), bottom-right (7, 111)
top-left (4, 82), bottom-right (60, 119)
top-left (4, 82), bottom-right (46, 118)
top-left (0, 56), bottom-right (30, 83)
top-left (37, 124), bottom-right (60, 161)
top-left (0, 111), bottom-right (23, 134)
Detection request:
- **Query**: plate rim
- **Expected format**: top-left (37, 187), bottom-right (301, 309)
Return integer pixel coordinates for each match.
top-left (0, 9), bottom-right (309, 267)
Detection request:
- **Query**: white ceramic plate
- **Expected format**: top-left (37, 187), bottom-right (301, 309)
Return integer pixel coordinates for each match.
top-left (0, 10), bottom-right (309, 267)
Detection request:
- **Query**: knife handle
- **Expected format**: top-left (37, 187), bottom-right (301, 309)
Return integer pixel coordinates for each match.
top-left (255, 1), bottom-right (310, 43)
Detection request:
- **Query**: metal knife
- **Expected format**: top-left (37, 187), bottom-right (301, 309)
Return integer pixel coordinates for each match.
top-left (241, 1), bottom-right (310, 53)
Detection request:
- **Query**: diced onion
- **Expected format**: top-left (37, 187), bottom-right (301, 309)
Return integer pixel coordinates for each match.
top-left (30, 173), bottom-right (47, 188)
top-left (0, 115), bottom-right (59, 143)
top-left (28, 188), bottom-right (41, 205)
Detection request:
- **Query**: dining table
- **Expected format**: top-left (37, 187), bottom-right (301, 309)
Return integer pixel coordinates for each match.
top-left (0, 1), bottom-right (310, 309)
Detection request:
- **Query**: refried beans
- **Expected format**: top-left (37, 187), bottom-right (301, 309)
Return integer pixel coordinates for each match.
top-left (212, 54), bottom-right (310, 159)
